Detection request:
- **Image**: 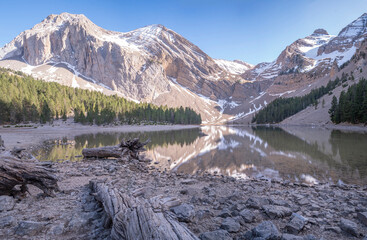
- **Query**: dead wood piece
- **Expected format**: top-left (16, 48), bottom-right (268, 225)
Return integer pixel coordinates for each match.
top-left (89, 180), bottom-right (198, 240)
top-left (82, 138), bottom-right (148, 160)
top-left (0, 152), bottom-right (59, 197)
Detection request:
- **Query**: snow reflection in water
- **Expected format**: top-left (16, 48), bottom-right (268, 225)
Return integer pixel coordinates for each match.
top-left (34, 126), bottom-right (367, 185)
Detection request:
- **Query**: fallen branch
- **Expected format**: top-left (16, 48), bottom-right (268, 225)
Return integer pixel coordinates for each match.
top-left (90, 180), bottom-right (198, 240)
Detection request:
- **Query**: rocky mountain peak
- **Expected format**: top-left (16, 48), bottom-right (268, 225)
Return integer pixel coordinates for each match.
top-left (338, 12), bottom-right (367, 38)
top-left (311, 29), bottom-right (329, 36)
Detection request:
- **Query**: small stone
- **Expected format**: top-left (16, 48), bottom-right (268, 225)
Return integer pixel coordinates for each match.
top-left (195, 210), bottom-right (213, 220)
top-left (179, 189), bottom-right (188, 195)
top-left (303, 235), bottom-right (317, 240)
top-left (286, 213), bottom-right (307, 234)
top-left (15, 221), bottom-right (47, 236)
top-left (263, 205), bottom-right (292, 219)
top-left (246, 197), bottom-right (270, 209)
top-left (339, 218), bottom-right (358, 237)
top-left (48, 223), bottom-right (64, 236)
top-left (0, 196), bottom-right (15, 211)
top-left (357, 212), bottom-right (367, 226)
top-left (220, 217), bottom-right (241, 233)
top-left (324, 226), bottom-right (341, 233)
top-left (298, 198), bottom-right (309, 206)
top-left (218, 209), bottom-right (232, 218)
top-left (272, 199), bottom-right (291, 207)
top-left (199, 229), bottom-right (232, 240)
top-left (239, 209), bottom-right (255, 223)
top-left (0, 216), bottom-right (15, 228)
top-left (281, 233), bottom-right (303, 240)
top-left (171, 203), bottom-right (195, 222)
top-left (181, 179), bottom-right (197, 185)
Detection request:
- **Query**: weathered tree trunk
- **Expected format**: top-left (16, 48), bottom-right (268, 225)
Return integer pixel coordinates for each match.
top-left (0, 152), bottom-right (59, 197)
top-left (82, 146), bottom-right (123, 159)
top-left (82, 138), bottom-right (148, 160)
top-left (90, 180), bottom-right (198, 240)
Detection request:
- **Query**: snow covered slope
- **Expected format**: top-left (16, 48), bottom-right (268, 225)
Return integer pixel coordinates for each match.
top-left (214, 59), bottom-right (253, 75)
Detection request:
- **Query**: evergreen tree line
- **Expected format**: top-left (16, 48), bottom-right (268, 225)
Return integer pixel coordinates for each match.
top-left (252, 74), bottom-right (348, 124)
top-left (329, 78), bottom-right (367, 124)
top-left (0, 68), bottom-right (202, 125)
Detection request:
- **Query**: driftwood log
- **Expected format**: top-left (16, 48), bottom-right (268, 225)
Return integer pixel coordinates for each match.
top-left (0, 151), bottom-right (59, 197)
top-left (90, 180), bottom-right (198, 240)
top-left (82, 138), bottom-right (148, 160)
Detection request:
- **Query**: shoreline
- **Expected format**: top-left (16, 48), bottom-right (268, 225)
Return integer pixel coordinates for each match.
top-left (0, 151), bottom-right (366, 239)
top-left (0, 121), bottom-right (200, 149)
top-left (228, 123), bottom-right (367, 132)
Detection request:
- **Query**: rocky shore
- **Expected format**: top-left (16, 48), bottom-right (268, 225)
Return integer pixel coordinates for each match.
top-left (0, 150), bottom-right (367, 239)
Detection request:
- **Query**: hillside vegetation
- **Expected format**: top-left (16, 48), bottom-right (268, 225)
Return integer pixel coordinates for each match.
top-left (0, 68), bottom-right (202, 125)
top-left (252, 73), bottom-right (351, 124)
top-left (329, 78), bottom-right (367, 124)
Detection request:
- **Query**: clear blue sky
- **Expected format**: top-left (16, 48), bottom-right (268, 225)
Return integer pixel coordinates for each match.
top-left (0, 0), bottom-right (366, 65)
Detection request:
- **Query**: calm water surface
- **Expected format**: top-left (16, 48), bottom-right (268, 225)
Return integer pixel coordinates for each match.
top-left (34, 126), bottom-right (367, 185)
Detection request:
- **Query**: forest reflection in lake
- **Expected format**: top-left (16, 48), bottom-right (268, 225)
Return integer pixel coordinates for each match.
top-left (34, 126), bottom-right (367, 185)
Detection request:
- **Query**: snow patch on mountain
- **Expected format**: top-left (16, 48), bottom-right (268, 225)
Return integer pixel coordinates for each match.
top-left (214, 59), bottom-right (253, 75)
top-left (300, 34), bottom-right (335, 57)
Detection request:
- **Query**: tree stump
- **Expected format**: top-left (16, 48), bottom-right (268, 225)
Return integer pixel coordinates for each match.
top-left (89, 180), bottom-right (198, 240)
top-left (0, 152), bottom-right (59, 197)
top-left (82, 138), bottom-right (148, 160)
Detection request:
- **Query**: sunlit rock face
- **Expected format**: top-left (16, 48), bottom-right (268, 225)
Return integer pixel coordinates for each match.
top-left (0, 13), bottom-right (258, 123)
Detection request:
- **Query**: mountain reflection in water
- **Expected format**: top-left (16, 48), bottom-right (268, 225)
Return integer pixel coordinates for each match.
top-left (34, 126), bottom-right (367, 185)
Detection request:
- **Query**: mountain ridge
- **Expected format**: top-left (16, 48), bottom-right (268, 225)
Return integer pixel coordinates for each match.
top-left (0, 12), bottom-right (366, 125)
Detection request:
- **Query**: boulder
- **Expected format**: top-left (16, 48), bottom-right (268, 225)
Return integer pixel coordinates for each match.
top-left (263, 205), bottom-right (292, 219)
top-left (171, 203), bottom-right (195, 222)
top-left (239, 209), bottom-right (255, 223)
top-left (286, 213), bottom-right (307, 234)
top-left (243, 220), bottom-right (281, 240)
top-left (339, 218), bottom-right (359, 237)
top-left (0, 196), bottom-right (15, 211)
top-left (220, 217), bottom-right (241, 233)
top-left (199, 229), bottom-right (232, 240)
top-left (357, 212), bottom-right (367, 226)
